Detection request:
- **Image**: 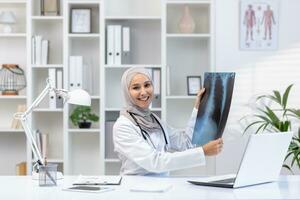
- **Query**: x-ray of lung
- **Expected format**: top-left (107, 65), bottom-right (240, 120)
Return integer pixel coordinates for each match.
top-left (192, 72), bottom-right (235, 146)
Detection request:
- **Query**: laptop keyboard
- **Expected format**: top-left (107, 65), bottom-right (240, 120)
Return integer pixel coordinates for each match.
top-left (211, 178), bottom-right (236, 184)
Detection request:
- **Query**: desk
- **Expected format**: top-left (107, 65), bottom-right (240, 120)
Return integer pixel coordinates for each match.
top-left (0, 175), bottom-right (299, 200)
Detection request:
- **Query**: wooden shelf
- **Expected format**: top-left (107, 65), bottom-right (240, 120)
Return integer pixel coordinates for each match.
top-left (0, 128), bottom-right (24, 133)
top-left (68, 129), bottom-right (100, 133)
top-left (68, 33), bottom-right (100, 38)
top-left (166, 33), bottom-right (210, 38)
top-left (105, 16), bottom-right (161, 20)
top-left (0, 0), bottom-right (26, 3)
top-left (33, 108), bottom-right (63, 112)
top-left (31, 16), bottom-right (63, 20)
top-left (32, 64), bottom-right (63, 68)
top-left (167, 0), bottom-right (211, 4)
top-left (105, 159), bottom-right (120, 163)
top-left (68, 0), bottom-right (102, 4)
top-left (105, 64), bottom-right (162, 69)
top-left (0, 33), bottom-right (26, 38)
top-left (47, 159), bottom-right (64, 163)
top-left (0, 95), bottom-right (26, 100)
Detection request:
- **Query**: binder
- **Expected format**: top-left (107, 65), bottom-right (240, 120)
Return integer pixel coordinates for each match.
top-left (166, 65), bottom-right (171, 96)
top-left (56, 69), bottom-right (63, 108)
top-left (75, 56), bottom-right (83, 89)
top-left (105, 121), bottom-right (118, 159)
top-left (152, 69), bottom-right (161, 108)
top-left (122, 27), bottom-right (130, 64)
top-left (114, 25), bottom-right (122, 65)
top-left (48, 68), bottom-right (56, 109)
top-left (35, 35), bottom-right (42, 65)
top-left (41, 40), bottom-right (49, 65)
top-left (83, 63), bottom-right (93, 94)
top-left (106, 25), bottom-right (115, 65)
top-left (69, 56), bottom-right (77, 91)
top-left (31, 36), bottom-right (36, 64)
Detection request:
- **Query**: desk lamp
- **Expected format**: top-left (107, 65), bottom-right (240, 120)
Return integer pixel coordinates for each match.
top-left (14, 78), bottom-right (91, 183)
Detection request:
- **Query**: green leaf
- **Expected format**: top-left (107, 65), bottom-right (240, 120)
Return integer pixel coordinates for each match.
top-left (272, 90), bottom-right (282, 105)
top-left (282, 84), bottom-right (293, 109)
top-left (243, 121), bottom-right (265, 134)
top-left (282, 164), bottom-right (294, 174)
top-left (256, 123), bottom-right (267, 134)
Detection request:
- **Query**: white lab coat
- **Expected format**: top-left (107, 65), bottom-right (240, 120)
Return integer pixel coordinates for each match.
top-left (113, 108), bottom-right (206, 175)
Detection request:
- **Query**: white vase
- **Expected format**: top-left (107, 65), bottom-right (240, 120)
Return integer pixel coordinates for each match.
top-left (179, 5), bottom-right (195, 34)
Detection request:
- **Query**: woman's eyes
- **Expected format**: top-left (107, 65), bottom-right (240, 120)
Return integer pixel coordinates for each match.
top-left (131, 83), bottom-right (151, 90)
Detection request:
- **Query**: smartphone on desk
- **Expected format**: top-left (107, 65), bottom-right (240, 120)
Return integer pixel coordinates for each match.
top-left (63, 186), bottom-right (114, 193)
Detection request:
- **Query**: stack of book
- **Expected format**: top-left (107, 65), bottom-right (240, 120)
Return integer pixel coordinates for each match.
top-left (35, 129), bottom-right (48, 160)
top-left (32, 35), bottom-right (49, 65)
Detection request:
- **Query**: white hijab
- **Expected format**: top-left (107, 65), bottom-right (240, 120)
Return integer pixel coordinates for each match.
top-left (120, 67), bottom-right (161, 132)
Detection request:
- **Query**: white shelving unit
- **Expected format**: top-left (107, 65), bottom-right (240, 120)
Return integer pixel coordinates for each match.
top-left (163, 0), bottom-right (215, 176)
top-left (0, 0), bottom-right (215, 176)
top-left (0, 0), bottom-right (28, 175)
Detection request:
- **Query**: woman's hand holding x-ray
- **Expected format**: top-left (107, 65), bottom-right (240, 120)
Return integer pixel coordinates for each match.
top-left (202, 138), bottom-right (223, 156)
top-left (194, 88), bottom-right (206, 109)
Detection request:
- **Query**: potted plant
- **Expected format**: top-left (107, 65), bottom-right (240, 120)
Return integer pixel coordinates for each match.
top-left (242, 84), bottom-right (300, 172)
top-left (70, 106), bottom-right (99, 129)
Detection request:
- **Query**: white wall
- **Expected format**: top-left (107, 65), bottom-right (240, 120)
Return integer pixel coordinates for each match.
top-left (215, 0), bottom-right (300, 175)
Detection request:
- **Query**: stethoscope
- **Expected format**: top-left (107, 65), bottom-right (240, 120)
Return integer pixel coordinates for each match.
top-left (128, 111), bottom-right (168, 150)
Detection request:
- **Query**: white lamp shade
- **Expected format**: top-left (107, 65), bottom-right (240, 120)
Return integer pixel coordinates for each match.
top-left (68, 89), bottom-right (91, 106)
top-left (0, 11), bottom-right (16, 24)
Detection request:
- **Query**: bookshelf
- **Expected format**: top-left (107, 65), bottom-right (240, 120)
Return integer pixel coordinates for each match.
top-left (0, 0), bottom-right (215, 176)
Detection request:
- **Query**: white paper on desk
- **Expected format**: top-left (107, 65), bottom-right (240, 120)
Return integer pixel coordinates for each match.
top-left (73, 175), bottom-right (122, 185)
top-left (130, 183), bottom-right (172, 193)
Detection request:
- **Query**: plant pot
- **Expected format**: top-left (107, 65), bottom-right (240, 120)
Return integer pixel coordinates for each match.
top-left (78, 121), bottom-right (91, 129)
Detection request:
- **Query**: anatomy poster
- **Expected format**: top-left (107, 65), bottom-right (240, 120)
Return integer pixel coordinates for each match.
top-left (192, 73), bottom-right (235, 146)
top-left (240, 0), bottom-right (279, 50)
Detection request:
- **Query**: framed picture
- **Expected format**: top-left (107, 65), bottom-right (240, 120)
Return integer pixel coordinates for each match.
top-left (240, 0), bottom-right (279, 50)
top-left (41, 0), bottom-right (60, 16)
top-left (187, 76), bottom-right (202, 96)
top-left (71, 9), bottom-right (91, 33)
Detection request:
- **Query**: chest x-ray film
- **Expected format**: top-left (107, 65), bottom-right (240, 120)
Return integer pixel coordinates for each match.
top-left (192, 72), bottom-right (235, 146)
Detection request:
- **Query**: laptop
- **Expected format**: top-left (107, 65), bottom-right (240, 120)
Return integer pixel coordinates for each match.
top-left (188, 132), bottom-right (293, 188)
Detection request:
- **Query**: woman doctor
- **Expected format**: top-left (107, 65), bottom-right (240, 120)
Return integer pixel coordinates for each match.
top-left (113, 68), bottom-right (223, 176)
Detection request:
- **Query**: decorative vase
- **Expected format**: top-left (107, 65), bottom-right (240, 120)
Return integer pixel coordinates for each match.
top-left (78, 121), bottom-right (91, 129)
top-left (179, 5), bottom-right (195, 34)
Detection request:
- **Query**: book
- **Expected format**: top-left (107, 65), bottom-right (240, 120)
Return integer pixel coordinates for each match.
top-left (16, 161), bottom-right (27, 175)
top-left (41, 39), bottom-right (49, 65)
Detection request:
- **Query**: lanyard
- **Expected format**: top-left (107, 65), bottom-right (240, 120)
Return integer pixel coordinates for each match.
top-left (128, 111), bottom-right (168, 149)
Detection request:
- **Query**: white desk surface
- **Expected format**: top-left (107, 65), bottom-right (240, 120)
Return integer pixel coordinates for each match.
top-left (0, 175), bottom-right (300, 200)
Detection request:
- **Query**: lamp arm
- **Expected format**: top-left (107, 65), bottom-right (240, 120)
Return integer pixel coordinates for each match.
top-left (19, 117), bottom-right (44, 167)
top-left (23, 80), bottom-right (53, 117)
top-left (14, 79), bottom-right (56, 167)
